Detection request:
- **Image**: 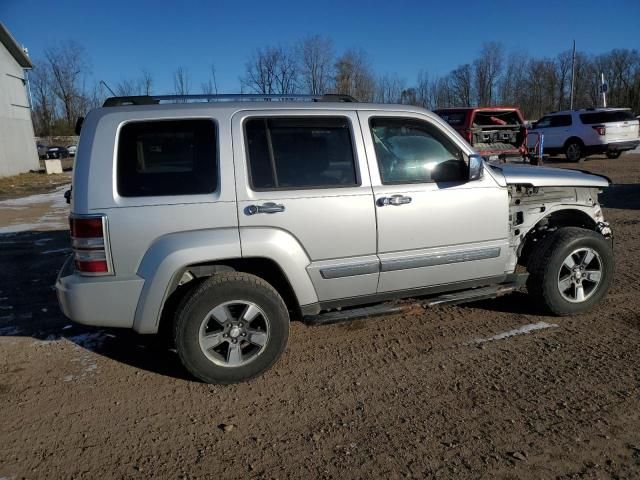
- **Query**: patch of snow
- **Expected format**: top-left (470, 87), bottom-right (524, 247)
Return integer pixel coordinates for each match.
top-left (34, 237), bottom-right (54, 246)
top-left (470, 321), bottom-right (559, 345)
top-left (0, 184), bottom-right (70, 233)
top-left (67, 331), bottom-right (107, 350)
top-left (0, 326), bottom-right (21, 336)
top-left (0, 185), bottom-right (69, 208)
top-left (41, 248), bottom-right (71, 255)
top-left (0, 306), bottom-right (13, 310)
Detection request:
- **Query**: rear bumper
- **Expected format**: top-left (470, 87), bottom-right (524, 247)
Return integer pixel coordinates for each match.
top-left (606, 140), bottom-right (640, 152)
top-left (586, 140), bottom-right (640, 154)
top-left (56, 256), bottom-right (145, 329)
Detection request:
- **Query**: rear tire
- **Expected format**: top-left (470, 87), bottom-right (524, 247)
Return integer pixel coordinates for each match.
top-left (527, 227), bottom-right (613, 315)
top-left (565, 140), bottom-right (584, 162)
top-left (174, 272), bottom-right (289, 384)
top-left (606, 151), bottom-right (621, 159)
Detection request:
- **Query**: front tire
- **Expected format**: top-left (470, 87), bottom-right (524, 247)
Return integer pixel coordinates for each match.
top-left (565, 140), bottom-right (584, 162)
top-left (606, 151), bottom-right (621, 159)
top-left (527, 227), bottom-right (613, 315)
top-left (174, 272), bottom-right (289, 384)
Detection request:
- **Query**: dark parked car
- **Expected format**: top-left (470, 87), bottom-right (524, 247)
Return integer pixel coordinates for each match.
top-left (36, 143), bottom-right (48, 159)
top-left (46, 146), bottom-right (69, 159)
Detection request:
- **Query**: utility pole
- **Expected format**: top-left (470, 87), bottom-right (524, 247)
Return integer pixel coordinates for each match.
top-left (569, 40), bottom-right (576, 110)
top-left (601, 73), bottom-right (607, 108)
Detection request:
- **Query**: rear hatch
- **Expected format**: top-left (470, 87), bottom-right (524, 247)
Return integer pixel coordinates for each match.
top-left (469, 109), bottom-right (526, 158)
top-left (580, 110), bottom-right (640, 144)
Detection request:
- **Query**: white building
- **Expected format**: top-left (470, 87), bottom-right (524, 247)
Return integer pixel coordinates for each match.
top-left (0, 22), bottom-right (39, 177)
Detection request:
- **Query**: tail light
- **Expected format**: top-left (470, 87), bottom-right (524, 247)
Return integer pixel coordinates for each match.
top-left (464, 128), bottom-right (473, 144)
top-left (69, 215), bottom-right (112, 275)
top-left (592, 125), bottom-right (606, 136)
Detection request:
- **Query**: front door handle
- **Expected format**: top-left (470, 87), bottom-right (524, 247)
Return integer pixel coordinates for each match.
top-left (245, 202), bottom-right (285, 215)
top-left (377, 195), bottom-right (412, 207)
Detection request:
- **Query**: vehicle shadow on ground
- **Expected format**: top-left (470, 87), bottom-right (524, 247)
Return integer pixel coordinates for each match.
top-left (462, 291), bottom-right (551, 316)
top-left (599, 184), bottom-right (640, 211)
top-left (0, 229), bottom-right (193, 381)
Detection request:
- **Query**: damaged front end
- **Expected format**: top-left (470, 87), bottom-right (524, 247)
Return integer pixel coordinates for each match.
top-left (505, 183), bottom-right (612, 271)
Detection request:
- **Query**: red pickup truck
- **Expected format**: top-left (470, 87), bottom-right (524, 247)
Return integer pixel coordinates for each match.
top-left (434, 107), bottom-right (529, 162)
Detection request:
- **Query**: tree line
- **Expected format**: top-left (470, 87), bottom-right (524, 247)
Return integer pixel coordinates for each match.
top-left (30, 36), bottom-right (640, 136)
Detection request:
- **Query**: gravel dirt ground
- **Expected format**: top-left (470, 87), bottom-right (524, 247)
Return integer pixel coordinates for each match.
top-left (1, 154), bottom-right (639, 479)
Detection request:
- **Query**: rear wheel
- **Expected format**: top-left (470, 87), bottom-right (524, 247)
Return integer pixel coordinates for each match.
top-left (565, 140), bottom-right (584, 162)
top-left (606, 151), bottom-right (621, 159)
top-left (174, 272), bottom-right (289, 384)
top-left (527, 227), bottom-right (613, 315)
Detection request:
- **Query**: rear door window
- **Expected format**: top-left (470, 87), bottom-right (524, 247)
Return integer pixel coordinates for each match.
top-left (244, 117), bottom-right (358, 190)
top-left (550, 115), bottom-right (572, 127)
top-left (117, 119), bottom-right (217, 197)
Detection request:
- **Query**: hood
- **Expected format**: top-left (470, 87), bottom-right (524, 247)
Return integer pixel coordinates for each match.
top-left (489, 163), bottom-right (610, 188)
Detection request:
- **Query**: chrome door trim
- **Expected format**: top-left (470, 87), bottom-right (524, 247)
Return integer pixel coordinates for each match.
top-left (320, 261), bottom-right (380, 279)
top-left (380, 247), bottom-right (501, 273)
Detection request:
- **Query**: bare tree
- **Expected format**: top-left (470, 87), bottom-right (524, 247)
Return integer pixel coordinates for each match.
top-left (375, 73), bottom-right (405, 103)
top-left (30, 63), bottom-right (56, 136)
top-left (449, 64), bottom-right (473, 106)
top-left (241, 46), bottom-right (298, 95)
top-left (201, 64), bottom-right (219, 96)
top-left (139, 69), bottom-right (153, 95)
top-left (333, 49), bottom-right (375, 101)
top-left (173, 67), bottom-right (191, 100)
top-left (115, 78), bottom-right (136, 96)
top-left (474, 42), bottom-right (503, 106)
top-left (296, 35), bottom-right (334, 94)
top-left (413, 70), bottom-right (430, 108)
top-left (44, 40), bottom-right (90, 129)
top-left (116, 70), bottom-right (153, 97)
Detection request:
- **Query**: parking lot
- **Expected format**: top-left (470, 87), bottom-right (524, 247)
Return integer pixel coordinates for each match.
top-left (1, 155), bottom-right (639, 478)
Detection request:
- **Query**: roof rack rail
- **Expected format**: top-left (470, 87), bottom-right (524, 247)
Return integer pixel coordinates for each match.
top-left (102, 93), bottom-right (358, 107)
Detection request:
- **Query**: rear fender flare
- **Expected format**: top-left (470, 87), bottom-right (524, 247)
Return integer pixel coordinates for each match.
top-left (133, 228), bottom-right (241, 333)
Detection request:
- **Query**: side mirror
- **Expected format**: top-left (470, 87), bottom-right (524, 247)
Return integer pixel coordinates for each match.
top-left (75, 117), bottom-right (84, 135)
top-left (468, 154), bottom-right (484, 181)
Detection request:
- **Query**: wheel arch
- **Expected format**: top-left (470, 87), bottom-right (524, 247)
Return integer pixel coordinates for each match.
top-left (157, 257), bottom-right (304, 339)
top-left (517, 207), bottom-right (598, 267)
top-left (133, 227), bottom-right (318, 334)
top-left (564, 136), bottom-right (585, 149)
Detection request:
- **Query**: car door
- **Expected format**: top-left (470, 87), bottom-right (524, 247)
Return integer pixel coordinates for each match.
top-left (232, 109), bottom-right (378, 303)
top-left (358, 111), bottom-right (510, 294)
top-left (530, 115), bottom-right (571, 150)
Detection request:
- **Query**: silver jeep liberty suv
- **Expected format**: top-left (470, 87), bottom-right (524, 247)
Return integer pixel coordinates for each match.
top-left (57, 93), bottom-right (614, 384)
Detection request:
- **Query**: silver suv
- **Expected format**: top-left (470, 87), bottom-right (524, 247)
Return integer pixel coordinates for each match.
top-left (57, 94), bottom-right (615, 384)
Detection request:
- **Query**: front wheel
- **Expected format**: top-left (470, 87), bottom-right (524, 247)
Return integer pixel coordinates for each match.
top-left (527, 227), bottom-right (613, 315)
top-left (606, 151), bottom-right (622, 159)
top-left (174, 272), bottom-right (289, 384)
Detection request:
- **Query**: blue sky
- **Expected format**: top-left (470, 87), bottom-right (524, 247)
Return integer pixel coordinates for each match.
top-left (2, 0), bottom-right (639, 94)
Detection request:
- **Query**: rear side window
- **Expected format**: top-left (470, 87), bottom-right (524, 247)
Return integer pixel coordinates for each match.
top-left (245, 117), bottom-right (358, 190)
top-left (580, 110), bottom-right (636, 124)
top-left (117, 119), bottom-right (217, 197)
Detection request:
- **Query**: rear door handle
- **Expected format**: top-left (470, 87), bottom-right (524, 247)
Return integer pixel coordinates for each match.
top-left (377, 195), bottom-right (412, 207)
top-left (245, 202), bottom-right (285, 215)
